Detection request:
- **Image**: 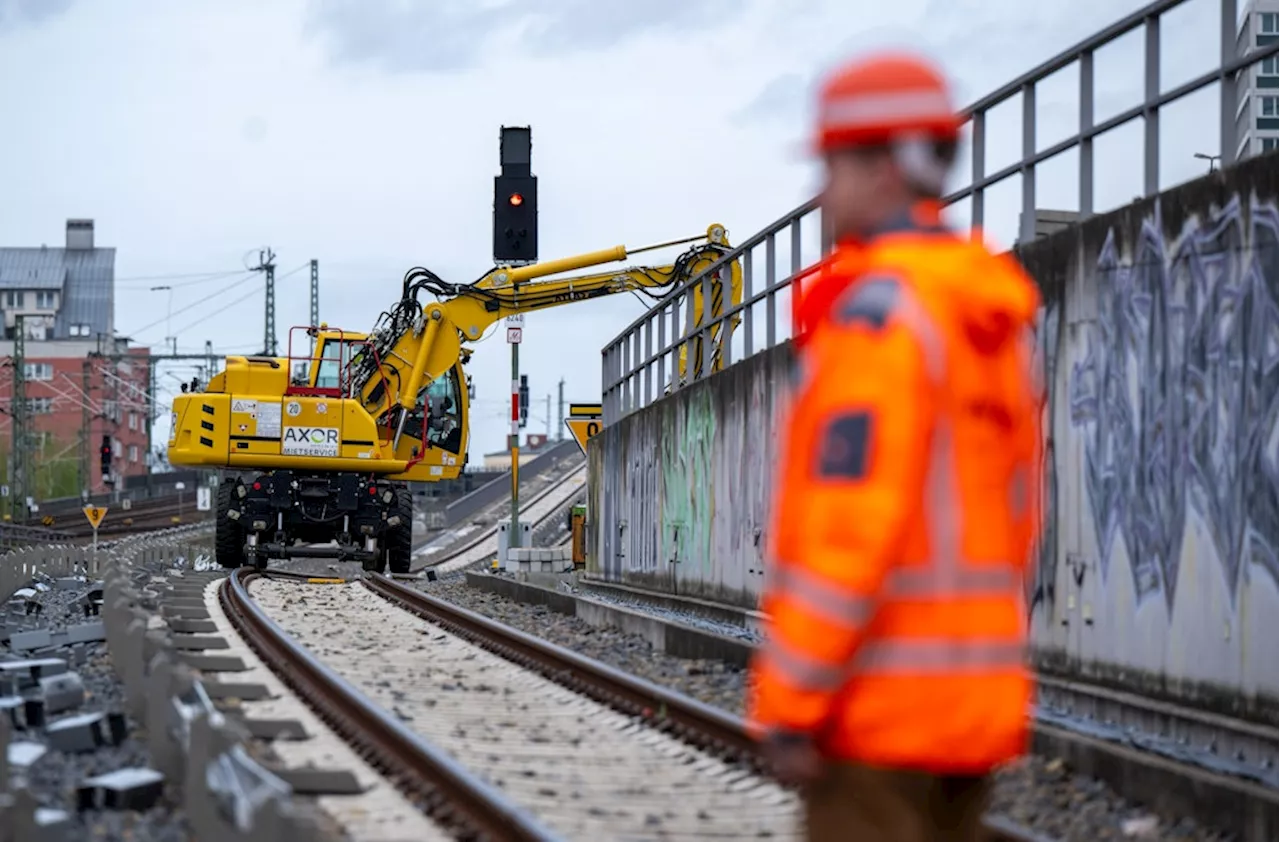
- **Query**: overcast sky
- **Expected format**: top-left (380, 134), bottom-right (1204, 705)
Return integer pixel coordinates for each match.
top-left (0, 0), bottom-right (1231, 465)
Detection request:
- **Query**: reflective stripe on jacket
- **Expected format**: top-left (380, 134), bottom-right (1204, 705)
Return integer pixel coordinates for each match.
top-left (750, 205), bottom-right (1043, 775)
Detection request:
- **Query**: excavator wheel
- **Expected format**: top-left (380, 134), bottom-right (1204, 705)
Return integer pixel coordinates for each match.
top-left (215, 481), bottom-right (247, 569)
top-left (384, 485), bottom-right (414, 575)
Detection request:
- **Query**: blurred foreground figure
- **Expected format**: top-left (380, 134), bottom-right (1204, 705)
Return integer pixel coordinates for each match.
top-left (749, 50), bottom-right (1044, 842)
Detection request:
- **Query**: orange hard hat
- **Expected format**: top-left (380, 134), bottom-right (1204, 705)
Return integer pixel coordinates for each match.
top-left (814, 51), bottom-right (962, 151)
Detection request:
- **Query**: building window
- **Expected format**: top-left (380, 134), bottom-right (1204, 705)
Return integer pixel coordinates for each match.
top-left (1263, 137), bottom-right (1279, 152)
top-left (69, 323), bottom-right (92, 337)
top-left (1261, 13), bottom-right (1278, 34)
top-left (128, 445), bottom-right (138, 463)
top-left (22, 363), bottom-right (52, 381)
top-left (4, 291), bottom-right (22, 308)
top-left (1262, 96), bottom-right (1279, 117)
top-left (112, 440), bottom-right (122, 458)
top-left (34, 291), bottom-right (55, 309)
top-left (1257, 117), bottom-right (1279, 130)
top-left (128, 412), bottom-right (138, 431)
top-left (24, 397), bottom-right (52, 414)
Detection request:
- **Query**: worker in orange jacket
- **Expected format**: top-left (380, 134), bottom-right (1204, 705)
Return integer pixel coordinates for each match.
top-left (750, 50), bottom-right (1044, 842)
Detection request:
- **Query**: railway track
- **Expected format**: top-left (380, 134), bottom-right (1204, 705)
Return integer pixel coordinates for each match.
top-left (413, 465), bottom-right (586, 574)
top-left (206, 467), bottom-right (1049, 840)
top-left (52, 496), bottom-right (210, 539)
top-left (223, 568), bottom-right (1051, 841)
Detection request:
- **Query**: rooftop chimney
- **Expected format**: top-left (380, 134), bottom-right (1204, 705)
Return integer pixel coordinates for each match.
top-left (66, 219), bottom-right (94, 250)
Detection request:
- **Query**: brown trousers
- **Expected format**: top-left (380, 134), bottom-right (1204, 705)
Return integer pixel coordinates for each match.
top-left (804, 761), bottom-right (992, 842)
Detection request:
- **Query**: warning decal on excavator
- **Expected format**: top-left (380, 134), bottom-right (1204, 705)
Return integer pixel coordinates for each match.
top-left (83, 506), bottom-right (107, 529)
top-left (565, 417), bottom-right (603, 456)
top-left (282, 427), bottom-right (340, 457)
top-left (231, 399), bottom-right (257, 414)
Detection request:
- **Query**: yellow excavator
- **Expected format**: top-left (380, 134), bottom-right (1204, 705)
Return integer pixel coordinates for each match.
top-left (166, 225), bottom-right (742, 573)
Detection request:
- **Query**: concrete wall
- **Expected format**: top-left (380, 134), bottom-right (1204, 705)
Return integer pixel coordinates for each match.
top-left (1020, 152), bottom-right (1278, 719)
top-left (588, 343), bottom-right (789, 606)
top-left (589, 152), bottom-right (1278, 718)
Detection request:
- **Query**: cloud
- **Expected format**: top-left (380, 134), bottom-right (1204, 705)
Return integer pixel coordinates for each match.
top-left (732, 72), bottom-right (807, 126)
top-left (302, 0), bottom-right (745, 74)
top-left (0, 0), bottom-right (75, 33)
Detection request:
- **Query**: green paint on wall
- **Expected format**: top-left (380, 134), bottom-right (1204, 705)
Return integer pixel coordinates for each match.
top-left (659, 389), bottom-right (717, 582)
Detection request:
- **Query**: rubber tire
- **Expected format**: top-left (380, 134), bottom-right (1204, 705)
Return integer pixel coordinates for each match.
top-left (384, 485), bottom-right (414, 575)
top-left (215, 481), bottom-right (247, 569)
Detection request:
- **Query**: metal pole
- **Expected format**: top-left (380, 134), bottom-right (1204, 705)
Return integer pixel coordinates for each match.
top-left (309, 259), bottom-right (320, 354)
top-left (509, 341), bottom-right (521, 549)
top-left (557, 378), bottom-right (565, 441)
top-left (92, 525), bottom-right (97, 553)
top-left (11, 314), bottom-right (28, 523)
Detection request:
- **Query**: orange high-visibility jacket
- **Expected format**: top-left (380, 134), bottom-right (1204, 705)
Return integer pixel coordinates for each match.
top-left (750, 210), bottom-right (1043, 775)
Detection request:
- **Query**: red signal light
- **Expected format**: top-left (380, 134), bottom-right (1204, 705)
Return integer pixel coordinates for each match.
top-left (508, 192), bottom-right (524, 207)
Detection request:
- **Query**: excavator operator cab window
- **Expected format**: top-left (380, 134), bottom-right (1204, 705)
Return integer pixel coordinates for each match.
top-left (313, 338), bottom-right (365, 396)
top-left (404, 366), bottom-right (464, 454)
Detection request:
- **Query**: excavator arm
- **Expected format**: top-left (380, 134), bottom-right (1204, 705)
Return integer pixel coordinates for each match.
top-left (350, 223), bottom-right (742, 460)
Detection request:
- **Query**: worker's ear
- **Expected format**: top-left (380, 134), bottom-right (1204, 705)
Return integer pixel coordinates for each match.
top-left (891, 133), bottom-right (948, 195)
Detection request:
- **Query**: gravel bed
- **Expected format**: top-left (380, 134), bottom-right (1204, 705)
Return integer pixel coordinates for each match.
top-left (7, 567), bottom-right (191, 841)
top-left (416, 575), bottom-right (1237, 842)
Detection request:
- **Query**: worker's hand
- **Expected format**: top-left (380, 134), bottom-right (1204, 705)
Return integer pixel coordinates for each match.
top-left (761, 730), bottom-right (825, 788)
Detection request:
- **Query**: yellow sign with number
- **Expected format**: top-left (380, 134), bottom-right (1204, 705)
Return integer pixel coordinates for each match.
top-left (83, 506), bottom-right (107, 529)
top-left (564, 417), bottom-right (603, 456)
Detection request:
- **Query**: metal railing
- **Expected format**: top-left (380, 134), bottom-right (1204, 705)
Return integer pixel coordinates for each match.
top-left (601, 0), bottom-right (1279, 424)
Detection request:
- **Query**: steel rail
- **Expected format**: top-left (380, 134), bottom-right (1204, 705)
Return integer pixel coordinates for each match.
top-left (364, 572), bottom-right (1053, 842)
top-left (411, 463), bottom-right (586, 571)
top-left (218, 568), bottom-right (560, 842)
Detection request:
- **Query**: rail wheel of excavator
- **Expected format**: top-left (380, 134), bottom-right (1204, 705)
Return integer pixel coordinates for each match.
top-left (215, 481), bottom-right (247, 569)
top-left (384, 485), bottom-right (413, 575)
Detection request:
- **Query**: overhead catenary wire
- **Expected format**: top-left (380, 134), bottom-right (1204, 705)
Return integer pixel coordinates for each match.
top-left (128, 262), bottom-right (309, 343)
top-left (115, 268), bottom-right (248, 289)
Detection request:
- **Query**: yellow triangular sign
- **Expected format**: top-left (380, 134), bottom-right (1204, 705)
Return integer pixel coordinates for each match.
top-left (564, 417), bottom-right (602, 455)
top-left (83, 505), bottom-right (108, 529)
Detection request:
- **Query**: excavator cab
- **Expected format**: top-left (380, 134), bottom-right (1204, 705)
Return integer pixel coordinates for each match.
top-left (305, 326), bottom-right (469, 479)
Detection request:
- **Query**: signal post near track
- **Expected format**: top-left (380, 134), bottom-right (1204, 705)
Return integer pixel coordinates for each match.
top-left (495, 125), bottom-right (538, 553)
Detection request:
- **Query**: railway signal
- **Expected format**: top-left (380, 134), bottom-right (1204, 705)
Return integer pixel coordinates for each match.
top-left (99, 435), bottom-right (112, 484)
top-left (493, 126), bottom-right (537, 264)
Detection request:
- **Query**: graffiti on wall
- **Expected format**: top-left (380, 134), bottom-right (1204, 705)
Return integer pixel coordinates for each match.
top-left (1029, 301), bottom-right (1061, 613)
top-left (1067, 194), bottom-right (1279, 613)
top-left (659, 391), bottom-right (717, 577)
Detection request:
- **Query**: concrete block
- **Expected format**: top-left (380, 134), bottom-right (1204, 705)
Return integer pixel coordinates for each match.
top-left (168, 618), bottom-right (217, 634)
top-left (8, 631), bottom-right (52, 652)
top-left (76, 768), bottom-right (166, 812)
top-left (0, 659), bottom-right (67, 689)
top-left (37, 673), bottom-right (85, 715)
top-left (65, 621), bottom-right (105, 645)
top-left (7, 742), bottom-right (46, 770)
top-left (170, 634), bottom-right (229, 651)
top-left (46, 711), bottom-right (128, 754)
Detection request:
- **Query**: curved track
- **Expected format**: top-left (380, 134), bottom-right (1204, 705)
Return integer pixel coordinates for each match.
top-left (221, 568), bottom-right (553, 841)
top-left (212, 466), bottom-right (1051, 840)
